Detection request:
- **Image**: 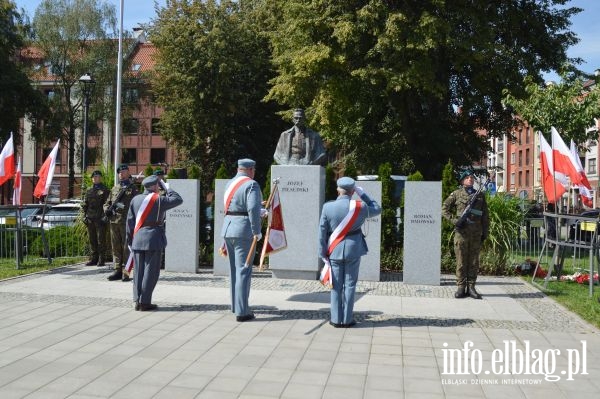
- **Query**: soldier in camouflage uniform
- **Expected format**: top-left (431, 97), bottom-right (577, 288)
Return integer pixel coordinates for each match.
top-left (442, 170), bottom-right (489, 299)
top-left (83, 170), bottom-right (110, 266)
top-left (103, 164), bottom-right (138, 281)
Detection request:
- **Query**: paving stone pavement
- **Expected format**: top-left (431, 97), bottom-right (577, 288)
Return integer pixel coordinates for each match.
top-left (0, 264), bottom-right (598, 399)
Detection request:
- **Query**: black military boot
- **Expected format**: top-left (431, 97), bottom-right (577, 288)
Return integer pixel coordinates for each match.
top-left (468, 284), bottom-right (482, 299)
top-left (85, 258), bottom-right (98, 266)
top-left (454, 286), bottom-right (468, 298)
top-left (107, 270), bottom-right (123, 281)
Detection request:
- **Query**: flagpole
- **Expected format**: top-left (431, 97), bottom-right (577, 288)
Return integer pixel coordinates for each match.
top-left (114, 0), bottom-right (124, 184)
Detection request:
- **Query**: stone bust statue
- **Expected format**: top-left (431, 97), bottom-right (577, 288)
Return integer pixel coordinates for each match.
top-left (274, 108), bottom-right (327, 166)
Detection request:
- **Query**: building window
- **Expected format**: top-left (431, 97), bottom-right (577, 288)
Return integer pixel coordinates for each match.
top-left (537, 168), bottom-right (541, 182)
top-left (131, 64), bottom-right (142, 71)
top-left (123, 118), bottom-right (139, 135)
top-left (511, 152), bottom-right (515, 164)
top-left (150, 148), bottom-right (166, 164)
top-left (526, 170), bottom-right (530, 186)
top-left (124, 88), bottom-right (139, 104)
top-left (44, 89), bottom-right (55, 99)
top-left (525, 149), bottom-right (530, 165)
top-left (121, 148), bottom-right (137, 164)
top-left (87, 147), bottom-right (100, 166)
top-left (518, 151), bottom-right (522, 167)
top-left (589, 158), bottom-right (597, 174)
top-left (518, 171), bottom-right (522, 186)
top-left (525, 127), bottom-right (530, 144)
top-left (151, 118), bottom-right (161, 135)
top-left (511, 173), bottom-right (515, 185)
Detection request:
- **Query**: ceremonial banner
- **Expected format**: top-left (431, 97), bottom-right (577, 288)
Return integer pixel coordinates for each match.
top-left (34, 140), bottom-right (60, 198)
top-left (259, 184), bottom-right (287, 267)
top-left (0, 132), bottom-right (15, 186)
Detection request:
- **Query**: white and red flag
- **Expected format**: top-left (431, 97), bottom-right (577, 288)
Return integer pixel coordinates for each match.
top-left (539, 132), bottom-right (567, 204)
top-left (0, 132), bottom-right (16, 186)
top-left (12, 156), bottom-right (22, 206)
top-left (551, 127), bottom-right (582, 185)
top-left (259, 184), bottom-right (287, 265)
top-left (34, 140), bottom-right (60, 198)
top-left (570, 140), bottom-right (594, 208)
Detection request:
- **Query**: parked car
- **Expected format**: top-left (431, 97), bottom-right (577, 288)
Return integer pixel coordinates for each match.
top-left (568, 209), bottom-right (600, 243)
top-left (0, 204), bottom-right (49, 227)
top-left (30, 202), bottom-right (81, 230)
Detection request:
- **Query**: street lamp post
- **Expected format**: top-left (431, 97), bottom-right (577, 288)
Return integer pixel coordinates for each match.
top-left (79, 73), bottom-right (95, 183)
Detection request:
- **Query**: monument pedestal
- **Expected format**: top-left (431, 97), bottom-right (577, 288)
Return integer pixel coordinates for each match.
top-left (403, 181), bottom-right (441, 285)
top-left (269, 165), bottom-right (325, 279)
top-left (165, 179), bottom-right (200, 273)
top-left (352, 181), bottom-right (381, 281)
top-left (213, 179), bottom-right (230, 276)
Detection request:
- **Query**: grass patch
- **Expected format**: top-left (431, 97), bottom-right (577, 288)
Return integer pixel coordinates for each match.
top-left (530, 274), bottom-right (600, 329)
top-left (0, 257), bottom-right (86, 280)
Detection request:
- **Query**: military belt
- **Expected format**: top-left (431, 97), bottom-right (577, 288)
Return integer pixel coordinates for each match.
top-left (143, 221), bottom-right (164, 227)
top-left (226, 211), bottom-right (248, 216)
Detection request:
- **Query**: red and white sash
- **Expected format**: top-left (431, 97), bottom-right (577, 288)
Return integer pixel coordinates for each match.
top-left (320, 200), bottom-right (363, 288)
top-left (224, 176), bottom-right (251, 213)
top-left (327, 200), bottom-right (363, 255)
top-left (125, 193), bottom-right (159, 273)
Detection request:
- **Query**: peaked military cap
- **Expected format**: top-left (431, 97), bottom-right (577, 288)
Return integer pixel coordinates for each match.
top-left (238, 158), bottom-right (256, 169)
top-left (117, 164), bottom-right (129, 172)
top-left (91, 170), bottom-right (102, 177)
top-left (337, 176), bottom-right (355, 191)
top-left (142, 175), bottom-right (159, 188)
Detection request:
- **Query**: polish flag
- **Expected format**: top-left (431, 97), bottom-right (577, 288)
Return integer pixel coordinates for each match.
top-left (259, 184), bottom-right (287, 267)
top-left (570, 140), bottom-right (594, 208)
top-left (0, 132), bottom-right (16, 186)
top-left (319, 258), bottom-right (333, 288)
top-left (12, 156), bottom-right (22, 206)
top-left (539, 132), bottom-right (567, 204)
top-left (34, 140), bottom-right (60, 198)
top-left (551, 127), bottom-right (582, 185)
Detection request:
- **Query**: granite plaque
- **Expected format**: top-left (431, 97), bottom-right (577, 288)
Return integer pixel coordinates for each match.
top-left (403, 181), bottom-right (441, 285)
top-left (268, 165), bottom-right (325, 279)
top-left (165, 179), bottom-right (200, 273)
top-left (352, 181), bottom-right (382, 281)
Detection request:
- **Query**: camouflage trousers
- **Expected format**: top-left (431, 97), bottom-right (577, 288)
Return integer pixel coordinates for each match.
top-left (453, 226), bottom-right (483, 287)
top-left (109, 222), bottom-right (130, 276)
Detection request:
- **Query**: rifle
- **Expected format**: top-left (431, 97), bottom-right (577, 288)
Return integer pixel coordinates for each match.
top-left (101, 186), bottom-right (128, 223)
top-left (455, 178), bottom-right (490, 229)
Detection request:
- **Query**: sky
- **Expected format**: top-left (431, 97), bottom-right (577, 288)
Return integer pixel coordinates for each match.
top-left (12, 0), bottom-right (600, 80)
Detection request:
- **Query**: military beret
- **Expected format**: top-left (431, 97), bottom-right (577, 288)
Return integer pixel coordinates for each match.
top-left (238, 158), bottom-right (256, 169)
top-left (153, 169), bottom-right (165, 176)
top-left (117, 164), bottom-right (129, 172)
top-left (142, 175), bottom-right (159, 188)
top-left (337, 176), bottom-right (355, 191)
top-left (458, 170), bottom-right (474, 182)
top-left (91, 170), bottom-right (102, 177)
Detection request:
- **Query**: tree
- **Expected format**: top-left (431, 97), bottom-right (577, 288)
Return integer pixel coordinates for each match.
top-left (150, 0), bottom-right (286, 186)
top-left (503, 74), bottom-right (600, 146)
top-left (0, 0), bottom-right (46, 144)
top-left (28, 0), bottom-right (120, 198)
top-left (262, 0), bottom-right (581, 179)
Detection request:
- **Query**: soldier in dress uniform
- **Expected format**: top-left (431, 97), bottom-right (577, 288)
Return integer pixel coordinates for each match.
top-left (318, 177), bottom-right (381, 328)
top-left (442, 170), bottom-right (489, 299)
top-left (153, 169), bottom-right (167, 269)
top-left (221, 158), bottom-right (263, 322)
top-left (83, 170), bottom-right (110, 266)
top-left (103, 164), bottom-right (138, 281)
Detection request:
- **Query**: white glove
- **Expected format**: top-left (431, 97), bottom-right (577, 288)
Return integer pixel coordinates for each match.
top-left (254, 233), bottom-right (262, 241)
top-left (260, 208), bottom-right (269, 218)
top-left (160, 180), bottom-right (169, 190)
top-left (355, 186), bottom-right (365, 196)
